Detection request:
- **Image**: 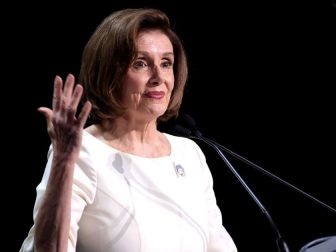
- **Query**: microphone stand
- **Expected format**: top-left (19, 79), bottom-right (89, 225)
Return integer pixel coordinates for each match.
top-left (174, 115), bottom-right (336, 251)
top-left (190, 134), bottom-right (290, 252)
top-left (202, 136), bottom-right (336, 215)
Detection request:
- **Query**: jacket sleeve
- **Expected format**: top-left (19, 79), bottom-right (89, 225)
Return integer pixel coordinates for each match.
top-left (19, 144), bottom-right (97, 252)
top-left (193, 143), bottom-right (238, 252)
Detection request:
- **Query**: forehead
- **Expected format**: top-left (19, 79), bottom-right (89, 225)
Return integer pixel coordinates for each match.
top-left (136, 30), bottom-right (173, 52)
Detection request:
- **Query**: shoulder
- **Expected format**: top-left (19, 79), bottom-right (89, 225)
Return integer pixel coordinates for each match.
top-left (164, 133), bottom-right (211, 179)
top-left (164, 132), bottom-right (197, 146)
top-left (47, 132), bottom-right (99, 157)
top-left (164, 133), bottom-right (205, 157)
top-left (82, 129), bottom-right (112, 152)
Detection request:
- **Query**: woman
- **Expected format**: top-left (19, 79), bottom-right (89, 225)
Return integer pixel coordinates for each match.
top-left (20, 8), bottom-right (237, 252)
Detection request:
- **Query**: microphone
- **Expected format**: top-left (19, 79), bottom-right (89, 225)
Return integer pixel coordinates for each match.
top-left (175, 115), bottom-right (291, 252)
top-left (181, 114), bottom-right (203, 138)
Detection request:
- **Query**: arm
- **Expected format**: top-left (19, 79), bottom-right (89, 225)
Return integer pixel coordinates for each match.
top-left (34, 74), bottom-right (91, 252)
top-left (193, 143), bottom-right (238, 252)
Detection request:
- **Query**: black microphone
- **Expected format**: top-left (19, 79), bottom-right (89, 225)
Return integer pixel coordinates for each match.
top-left (173, 124), bottom-right (192, 138)
top-left (174, 116), bottom-right (290, 252)
top-left (181, 114), bottom-right (203, 138)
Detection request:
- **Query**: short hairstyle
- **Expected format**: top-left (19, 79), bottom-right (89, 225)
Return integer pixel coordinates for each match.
top-left (79, 8), bottom-right (188, 123)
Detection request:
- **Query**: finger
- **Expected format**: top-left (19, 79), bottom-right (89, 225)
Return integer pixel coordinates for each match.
top-left (60, 74), bottom-right (75, 116)
top-left (63, 73), bottom-right (75, 105)
top-left (37, 107), bottom-right (53, 120)
top-left (70, 84), bottom-right (84, 111)
top-left (52, 76), bottom-right (63, 111)
top-left (77, 101), bottom-right (92, 129)
top-left (37, 107), bottom-right (54, 135)
top-left (65, 84), bottom-right (84, 121)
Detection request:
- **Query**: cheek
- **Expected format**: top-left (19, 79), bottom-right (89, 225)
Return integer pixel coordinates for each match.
top-left (131, 94), bottom-right (142, 106)
top-left (122, 75), bottom-right (145, 96)
top-left (121, 87), bottom-right (142, 107)
top-left (169, 77), bottom-right (175, 94)
top-left (167, 73), bottom-right (174, 90)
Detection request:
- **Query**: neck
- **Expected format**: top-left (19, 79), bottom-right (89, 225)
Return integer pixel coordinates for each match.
top-left (100, 117), bottom-right (159, 144)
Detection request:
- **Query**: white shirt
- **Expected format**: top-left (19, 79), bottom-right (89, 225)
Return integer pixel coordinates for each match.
top-left (20, 131), bottom-right (237, 252)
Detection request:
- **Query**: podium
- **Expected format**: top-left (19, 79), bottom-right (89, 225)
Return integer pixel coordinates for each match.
top-left (300, 236), bottom-right (336, 252)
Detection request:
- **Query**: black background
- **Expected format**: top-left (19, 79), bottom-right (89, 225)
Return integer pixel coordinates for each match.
top-left (6, 1), bottom-right (335, 251)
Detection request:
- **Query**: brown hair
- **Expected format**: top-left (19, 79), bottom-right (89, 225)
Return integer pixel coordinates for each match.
top-left (79, 8), bottom-right (188, 123)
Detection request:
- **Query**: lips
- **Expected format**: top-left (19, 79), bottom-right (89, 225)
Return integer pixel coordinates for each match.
top-left (144, 91), bottom-right (165, 99)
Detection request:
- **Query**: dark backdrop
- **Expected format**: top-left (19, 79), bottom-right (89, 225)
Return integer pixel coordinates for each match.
top-left (6, 1), bottom-right (335, 251)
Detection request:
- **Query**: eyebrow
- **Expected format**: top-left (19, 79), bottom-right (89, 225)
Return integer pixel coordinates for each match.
top-left (137, 51), bottom-right (174, 57)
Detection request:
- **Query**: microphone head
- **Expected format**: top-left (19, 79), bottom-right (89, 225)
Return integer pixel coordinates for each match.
top-left (173, 124), bottom-right (191, 137)
top-left (182, 114), bottom-right (197, 129)
top-left (181, 114), bottom-right (203, 138)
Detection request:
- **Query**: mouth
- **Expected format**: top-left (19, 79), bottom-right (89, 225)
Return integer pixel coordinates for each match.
top-left (144, 91), bottom-right (165, 99)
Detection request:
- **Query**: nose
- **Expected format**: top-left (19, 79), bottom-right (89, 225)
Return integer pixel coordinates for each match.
top-left (149, 65), bottom-right (164, 86)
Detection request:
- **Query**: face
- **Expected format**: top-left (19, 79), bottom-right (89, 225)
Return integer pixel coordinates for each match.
top-left (120, 29), bottom-right (174, 121)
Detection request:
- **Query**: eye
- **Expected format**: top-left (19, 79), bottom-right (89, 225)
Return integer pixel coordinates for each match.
top-left (133, 60), bottom-right (148, 70)
top-left (161, 60), bottom-right (173, 69)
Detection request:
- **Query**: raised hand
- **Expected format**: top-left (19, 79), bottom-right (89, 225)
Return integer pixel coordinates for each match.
top-left (38, 74), bottom-right (92, 159)
top-left (33, 74), bottom-right (92, 252)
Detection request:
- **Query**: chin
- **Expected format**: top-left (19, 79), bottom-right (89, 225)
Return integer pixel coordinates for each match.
top-left (152, 110), bottom-right (166, 118)
top-left (148, 104), bottom-right (168, 116)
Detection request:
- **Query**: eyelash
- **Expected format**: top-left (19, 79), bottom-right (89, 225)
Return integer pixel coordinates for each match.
top-left (133, 60), bottom-right (173, 70)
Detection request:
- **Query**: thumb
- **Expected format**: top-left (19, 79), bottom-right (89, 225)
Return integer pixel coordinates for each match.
top-left (37, 107), bottom-right (53, 132)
